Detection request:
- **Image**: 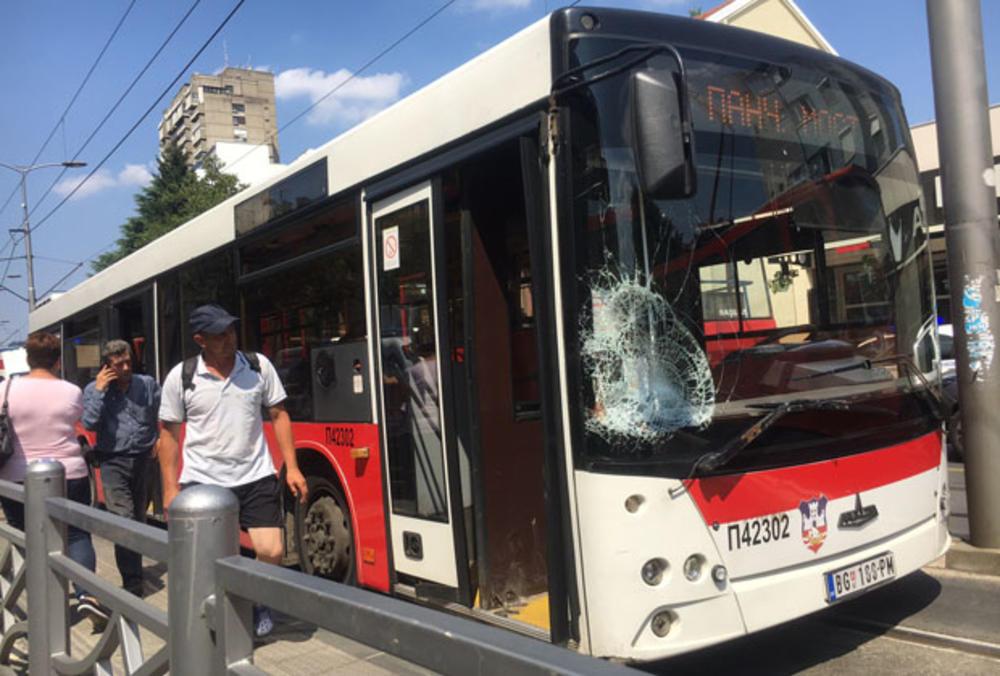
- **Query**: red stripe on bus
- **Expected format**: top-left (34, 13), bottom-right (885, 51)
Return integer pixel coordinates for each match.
top-left (688, 431), bottom-right (941, 524)
top-left (82, 419), bottom-right (392, 594)
top-left (266, 421), bottom-right (390, 592)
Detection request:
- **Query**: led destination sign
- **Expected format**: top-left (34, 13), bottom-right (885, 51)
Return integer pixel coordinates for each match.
top-left (703, 84), bottom-right (860, 139)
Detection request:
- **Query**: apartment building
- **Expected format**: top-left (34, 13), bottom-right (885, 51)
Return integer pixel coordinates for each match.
top-left (158, 67), bottom-right (279, 168)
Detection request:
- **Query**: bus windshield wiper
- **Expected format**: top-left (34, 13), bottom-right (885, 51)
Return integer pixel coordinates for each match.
top-left (873, 353), bottom-right (952, 420)
top-left (689, 398), bottom-right (888, 476)
top-left (792, 353), bottom-right (951, 420)
top-left (790, 358), bottom-right (876, 381)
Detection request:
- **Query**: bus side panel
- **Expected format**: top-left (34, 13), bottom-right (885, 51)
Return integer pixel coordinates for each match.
top-left (266, 421), bottom-right (390, 592)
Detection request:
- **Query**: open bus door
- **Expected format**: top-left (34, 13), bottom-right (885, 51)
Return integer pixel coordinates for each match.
top-left (372, 181), bottom-right (472, 602)
top-left (370, 133), bottom-right (568, 641)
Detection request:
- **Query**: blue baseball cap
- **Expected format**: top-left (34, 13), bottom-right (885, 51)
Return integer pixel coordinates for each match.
top-left (189, 304), bottom-right (238, 335)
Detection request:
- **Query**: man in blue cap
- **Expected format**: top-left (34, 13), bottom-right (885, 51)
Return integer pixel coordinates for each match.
top-left (157, 304), bottom-right (308, 638)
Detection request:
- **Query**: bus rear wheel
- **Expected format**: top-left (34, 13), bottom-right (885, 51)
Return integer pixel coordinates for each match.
top-left (295, 475), bottom-right (355, 583)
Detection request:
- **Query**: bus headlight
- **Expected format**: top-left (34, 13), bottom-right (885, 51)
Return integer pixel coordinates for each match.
top-left (683, 554), bottom-right (705, 581)
top-left (641, 558), bottom-right (668, 586)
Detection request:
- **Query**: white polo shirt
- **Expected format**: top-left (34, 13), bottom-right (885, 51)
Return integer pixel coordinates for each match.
top-left (159, 352), bottom-right (286, 487)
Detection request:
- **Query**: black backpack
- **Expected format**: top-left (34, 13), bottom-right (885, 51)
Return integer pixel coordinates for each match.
top-left (179, 352), bottom-right (262, 420)
top-left (0, 376), bottom-right (16, 468)
top-left (180, 351), bottom-right (261, 391)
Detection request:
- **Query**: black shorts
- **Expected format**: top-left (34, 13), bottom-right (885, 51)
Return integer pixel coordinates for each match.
top-left (181, 475), bottom-right (282, 529)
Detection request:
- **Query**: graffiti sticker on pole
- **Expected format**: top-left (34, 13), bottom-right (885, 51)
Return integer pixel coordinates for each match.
top-left (963, 274), bottom-right (995, 382)
top-left (383, 226), bottom-right (400, 271)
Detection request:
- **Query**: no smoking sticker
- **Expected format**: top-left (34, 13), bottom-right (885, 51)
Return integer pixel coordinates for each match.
top-left (383, 225), bottom-right (400, 271)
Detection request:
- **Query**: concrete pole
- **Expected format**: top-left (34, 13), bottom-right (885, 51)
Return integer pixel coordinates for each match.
top-left (927, 0), bottom-right (1000, 547)
top-left (167, 485), bottom-right (240, 675)
top-left (18, 175), bottom-right (36, 312)
top-left (24, 460), bottom-right (68, 673)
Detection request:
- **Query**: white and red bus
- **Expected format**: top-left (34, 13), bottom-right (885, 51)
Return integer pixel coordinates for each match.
top-left (30, 7), bottom-right (950, 662)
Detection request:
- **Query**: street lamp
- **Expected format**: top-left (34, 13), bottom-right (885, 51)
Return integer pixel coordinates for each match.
top-left (0, 160), bottom-right (87, 311)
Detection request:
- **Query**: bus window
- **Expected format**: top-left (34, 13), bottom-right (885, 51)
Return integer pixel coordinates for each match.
top-left (63, 314), bottom-right (101, 389)
top-left (240, 244), bottom-right (365, 421)
top-left (157, 272), bottom-right (183, 380)
top-left (178, 250), bottom-right (238, 359)
top-left (376, 197), bottom-right (448, 521)
top-left (110, 288), bottom-right (155, 376)
top-left (239, 198), bottom-right (356, 275)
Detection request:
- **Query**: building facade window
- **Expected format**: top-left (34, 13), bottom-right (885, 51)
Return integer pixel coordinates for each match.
top-left (203, 84), bottom-right (234, 96)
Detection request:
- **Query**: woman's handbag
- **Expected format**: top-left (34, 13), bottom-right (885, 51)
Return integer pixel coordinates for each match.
top-left (0, 376), bottom-right (15, 467)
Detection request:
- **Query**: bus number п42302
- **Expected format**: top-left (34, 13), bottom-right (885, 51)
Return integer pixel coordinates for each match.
top-left (325, 426), bottom-right (355, 447)
top-left (727, 514), bottom-right (791, 551)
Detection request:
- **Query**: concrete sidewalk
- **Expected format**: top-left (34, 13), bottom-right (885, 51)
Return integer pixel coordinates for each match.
top-left (946, 462), bottom-right (1000, 576)
top-left (1, 534), bottom-right (437, 675)
top-left (2, 462), bottom-right (995, 673)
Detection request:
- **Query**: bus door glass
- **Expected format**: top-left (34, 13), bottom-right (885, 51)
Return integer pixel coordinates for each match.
top-left (372, 181), bottom-right (463, 591)
top-left (109, 286), bottom-right (156, 376)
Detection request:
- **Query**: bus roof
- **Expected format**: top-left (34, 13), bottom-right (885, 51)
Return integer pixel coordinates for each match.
top-left (30, 6), bottom-right (893, 332)
top-left (30, 13), bottom-right (553, 331)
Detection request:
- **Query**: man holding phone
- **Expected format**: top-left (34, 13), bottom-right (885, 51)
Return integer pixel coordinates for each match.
top-left (82, 340), bottom-right (161, 597)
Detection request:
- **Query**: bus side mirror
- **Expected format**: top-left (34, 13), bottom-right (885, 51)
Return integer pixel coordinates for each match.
top-left (630, 68), bottom-right (696, 199)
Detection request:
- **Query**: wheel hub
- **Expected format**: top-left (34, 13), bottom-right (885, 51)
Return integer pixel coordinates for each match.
top-left (301, 495), bottom-right (350, 578)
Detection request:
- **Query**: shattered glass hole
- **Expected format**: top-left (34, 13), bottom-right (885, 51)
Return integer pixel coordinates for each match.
top-left (582, 271), bottom-right (715, 444)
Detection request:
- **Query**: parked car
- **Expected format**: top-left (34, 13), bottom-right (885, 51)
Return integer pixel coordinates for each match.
top-left (938, 325), bottom-right (963, 461)
top-left (0, 347), bottom-right (28, 382)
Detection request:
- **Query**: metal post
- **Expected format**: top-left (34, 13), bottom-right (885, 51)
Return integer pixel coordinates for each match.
top-left (25, 460), bottom-right (68, 673)
top-left (18, 174), bottom-right (36, 312)
top-left (927, 0), bottom-right (1000, 547)
top-left (0, 160), bottom-right (85, 314)
top-left (167, 485), bottom-right (240, 675)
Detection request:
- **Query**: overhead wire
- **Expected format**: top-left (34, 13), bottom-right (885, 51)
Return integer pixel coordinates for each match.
top-left (29, 0), bottom-right (246, 238)
top-left (0, 0), bottom-right (139, 220)
top-left (27, 0), bottom-right (204, 222)
top-left (36, 240), bottom-right (116, 301)
top-left (0, 234), bottom-right (23, 305)
top-left (43, 0), bottom-right (458, 295)
top-left (18, 1), bottom-right (245, 303)
top-left (3, 0), bottom-right (239, 323)
top-left (0, 0), bottom-right (140, 297)
top-left (0, 321), bottom-right (28, 347)
top-left (220, 0), bottom-right (458, 176)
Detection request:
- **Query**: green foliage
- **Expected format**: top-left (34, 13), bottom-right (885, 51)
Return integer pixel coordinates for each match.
top-left (688, 6), bottom-right (703, 18)
top-left (769, 265), bottom-right (799, 294)
top-left (92, 144), bottom-right (245, 272)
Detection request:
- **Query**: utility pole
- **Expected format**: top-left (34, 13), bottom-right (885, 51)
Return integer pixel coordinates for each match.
top-left (19, 176), bottom-right (36, 312)
top-left (927, 0), bottom-right (1000, 548)
top-left (0, 160), bottom-right (87, 312)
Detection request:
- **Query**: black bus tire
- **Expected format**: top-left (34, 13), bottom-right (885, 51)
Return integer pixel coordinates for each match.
top-left (294, 474), bottom-right (355, 584)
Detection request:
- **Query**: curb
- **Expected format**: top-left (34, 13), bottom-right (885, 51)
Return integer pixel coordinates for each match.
top-left (945, 538), bottom-right (1000, 577)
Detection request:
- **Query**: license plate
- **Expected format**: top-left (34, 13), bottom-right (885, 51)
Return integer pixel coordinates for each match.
top-left (824, 551), bottom-right (895, 603)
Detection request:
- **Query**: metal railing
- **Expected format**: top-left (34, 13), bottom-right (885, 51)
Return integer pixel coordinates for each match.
top-left (0, 460), bottom-right (638, 675)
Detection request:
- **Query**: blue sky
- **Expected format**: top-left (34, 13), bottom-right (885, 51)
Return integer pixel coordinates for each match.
top-left (0, 0), bottom-right (997, 342)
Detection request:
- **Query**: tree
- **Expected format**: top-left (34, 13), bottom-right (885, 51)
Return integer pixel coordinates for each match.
top-left (92, 144), bottom-right (244, 272)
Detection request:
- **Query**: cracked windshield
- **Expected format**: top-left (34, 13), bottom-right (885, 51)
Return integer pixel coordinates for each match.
top-left (569, 45), bottom-right (938, 474)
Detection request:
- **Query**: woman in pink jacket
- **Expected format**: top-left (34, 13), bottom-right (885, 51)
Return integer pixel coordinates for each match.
top-left (0, 331), bottom-right (108, 629)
